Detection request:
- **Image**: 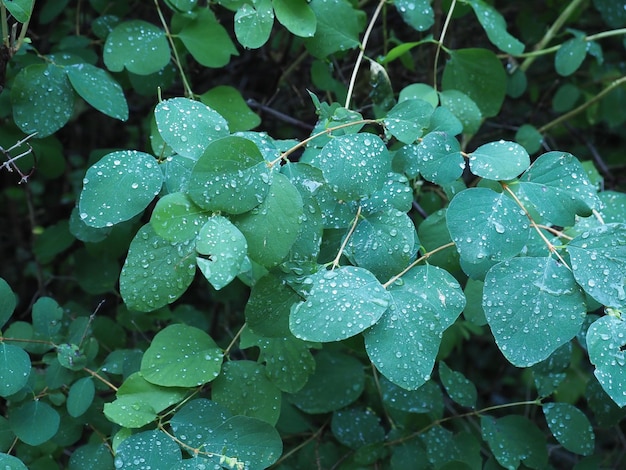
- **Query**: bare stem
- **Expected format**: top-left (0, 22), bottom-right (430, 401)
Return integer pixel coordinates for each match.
top-left (433, 0), bottom-right (456, 92)
top-left (383, 242), bottom-right (456, 289)
top-left (331, 205), bottom-right (362, 269)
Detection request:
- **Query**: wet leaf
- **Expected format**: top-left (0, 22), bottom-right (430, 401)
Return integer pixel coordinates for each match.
top-left (379, 377), bottom-right (444, 415)
top-left (103, 20), bottom-right (170, 75)
top-left (0, 344), bottom-right (31, 397)
top-left (188, 136), bottom-right (271, 214)
top-left (439, 362), bottom-right (477, 408)
top-left (394, 0), bottom-right (434, 31)
top-left (140, 324), bottom-right (222, 388)
top-left (586, 315), bottom-right (626, 407)
top-left (155, 97), bottom-right (229, 159)
top-left (543, 402), bottom-right (595, 455)
top-left (212, 361), bottom-right (281, 425)
top-left (466, 0), bottom-right (525, 55)
top-left (555, 36), bottom-right (587, 76)
top-left (66, 63), bottom-right (128, 120)
top-left (150, 192), bottom-right (209, 243)
top-left (119, 224), bottom-right (196, 312)
top-left (0, 278), bottom-right (17, 329)
top-left (414, 131), bottom-right (465, 184)
top-left (483, 257), bottom-right (586, 367)
top-left (331, 409), bottom-right (385, 449)
top-left (245, 274), bottom-right (299, 337)
top-left (568, 223), bottom-right (626, 309)
top-left (364, 265), bottom-right (465, 390)
top-left (114, 430), bottom-right (182, 469)
top-left (438, 90), bottom-right (482, 135)
top-left (469, 140), bottom-right (530, 180)
top-left (11, 64), bottom-right (73, 137)
top-left (79, 150), bottom-right (163, 228)
top-left (273, 0), bottom-right (316, 37)
top-left (68, 443), bottom-right (113, 470)
top-left (383, 99), bottom-right (433, 143)
top-left (303, 0), bottom-right (364, 58)
top-left (290, 266), bottom-right (391, 342)
top-left (234, 0), bottom-right (274, 49)
top-left (196, 215), bottom-right (247, 290)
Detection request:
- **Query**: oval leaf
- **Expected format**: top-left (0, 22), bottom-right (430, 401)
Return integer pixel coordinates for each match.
top-left (9, 400), bottom-right (60, 446)
top-left (555, 36), bottom-right (587, 76)
top-left (67, 377), bottom-right (95, 417)
top-left (469, 140), bottom-right (530, 180)
top-left (234, 0), bottom-right (274, 49)
top-left (150, 192), bottom-right (209, 243)
top-left (114, 430), bottom-right (182, 469)
top-left (0, 278), bottom-right (17, 329)
top-left (66, 63), bottom-right (128, 120)
top-left (543, 402), bottom-right (595, 455)
top-left (0, 344), bottom-right (31, 397)
top-left (177, 9), bottom-right (238, 68)
top-left (273, 0), bottom-right (316, 37)
top-left (416, 131), bottom-right (465, 184)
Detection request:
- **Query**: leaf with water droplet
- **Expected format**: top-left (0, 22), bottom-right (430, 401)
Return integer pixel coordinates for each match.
top-left (114, 430), bottom-right (182, 470)
top-left (394, 0), bottom-right (434, 31)
top-left (303, 0), bottom-right (364, 58)
top-left (246, 274), bottom-right (300, 337)
top-left (290, 266), bottom-right (391, 342)
top-left (11, 64), bottom-right (73, 137)
top-left (103, 20), bottom-right (170, 75)
top-left (513, 151), bottom-right (599, 226)
top-left (155, 97), bottom-right (229, 159)
top-left (383, 99), bottom-right (433, 143)
top-left (150, 192), bottom-right (210, 243)
top-left (466, 0), bottom-right (525, 54)
top-left (586, 314), bottom-right (626, 407)
top-left (141, 324), bottom-right (223, 387)
top-left (543, 402), bottom-right (595, 455)
top-left (439, 90), bottom-right (483, 135)
top-left (196, 215), bottom-right (247, 290)
top-left (568, 223), bottom-right (626, 309)
top-left (234, 0), bottom-right (274, 48)
top-left (273, 0), bottom-right (317, 37)
top-left (469, 140), bottom-right (530, 180)
top-left (233, 172), bottom-right (303, 267)
top-left (481, 415), bottom-right (548, 469)
top-left (68, 444), bottom-right (113, 470)
top-left (0, 343), bottom-right (31, 398)
top-left (66, 63), bottom-right (128, 121)
top-left (439, 362), bottom-right (477, 408)
top-left (483, 256), bottom-right (586, 367)
top-left (188, 136), bottom-right (271, 214)
top-left (380, 376), bottom-right (444, 415)
top-left (364, 264), bottom-right (465, 390)
top-left (555, 36), bottom-right (587, 76)
top-left (212, 361), bottom-right (281, 425)
top-left (119, 224), bottom-right (196, 312)
top-left (401, 131), bottom-right (464, 183)
top-left (79, 150), bottom-right (163, 228)
top-left (331, 408), bottom-right (385, 449)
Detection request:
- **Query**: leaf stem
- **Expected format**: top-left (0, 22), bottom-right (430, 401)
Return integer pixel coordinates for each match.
top-left (433, 0), bottom-right (456, 92)
top-left (345, 0), bottom-right (386, 109)
top-left (83, 367), bottom-right (119, 392)
top-left (383, 242), bottom-right (456, 289)
top-left (331, 205), bottom-right (362, 269)
top-left (223, 323), bottom-right (246, 358)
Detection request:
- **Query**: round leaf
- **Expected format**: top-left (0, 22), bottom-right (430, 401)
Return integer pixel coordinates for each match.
top-left (310, 133), bottom-right (391, 201)
top-left (11, 64), bottom-right (73, 137)
top-left (364, 265), bottom-right (465, 390)
top-left (150, 192), bottom-right (209, 242)
top-left (415, 131), bottom-right (465, 184)
top-left (140, 323), bottom-right (223, 387)
top-left (586, 315), bottom-right (626, 407)
top-left (196, 216), bottom-right (248, 290)
top-left (188, 136), bottom-right (271, 214)
top-left (177, 9), bottom-right (238, 68)
top-left (114, 430), bottom-right (182, 469)
top-left (439, 90), bottom-right (482, 135)
top-left (439, 362), bottom-right (477, 408)
top-left (9, 400), bottom-right (60, 446)
top-left (104, 20), bottom-right (170, 75)
top-left (515, 124), bottom-right (543, 154)
top-left (543, 402), bottom-right (595, 455)
top-left (483, 257), bottom-right (587, 367)
top-left (68, 443), bottom-right (114, 470)
top-left (67, 377), bottom-right (95, 417)
top-left (3, 0), bottom-right (34, 22)
top-left (383, 99), bottom-right (433, 144)
top-left (555, 36), bottom-right (587, 76)
top-left (290, 266), bottom-right (392, 342)
top-left (234, 0), bottom-right (274, 49)
top-left (79, 150), bottom-right (163, 228)
top-left (469, 140), bottom-right (530, 180)
top-left (481, 415), bottom-right (547, 469)
top-left (66, 63), bottom-right (128, 120)
top-left (331, 409), bottom-right (385, 449)
top-left (0, 344), bottom-right (31, 397)
top-left (199, 85), bottom-right (261, 132)
top-left (394, 0), bottom-right (434, 31)
top-left (155, 97), bottom-right (229, 159)
top-left (466, 0), bottom-right (524, 55)
top-left (0, 454), bottom-right (27, 470)
top-left (0, 278), bottom-right (16, 329)
top-left (273, 0), bottom-right (316, 37)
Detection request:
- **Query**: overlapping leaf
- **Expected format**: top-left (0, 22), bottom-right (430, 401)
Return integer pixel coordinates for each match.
top-left (234, 0), bottom-right (274, 49)
top-left (150, 192), bottom-right (209, 242)
top-left (468, 140), bottom-right (530, 180)
top-left (383, 99), bottom-right (433, 143)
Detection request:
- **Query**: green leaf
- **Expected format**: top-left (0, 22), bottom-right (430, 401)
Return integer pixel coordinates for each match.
top-left (421, 426), bottom-right (461, 467)
top-left (481, 415), bottom-right (548, 469)
top-left (170, 399), bottom-right (231, 446)
top-left (586, 377), bottom-right (626, 426)
top-left (176, 9), bottom-right (238, 68)
top-left (188, 136), bottom-right (271, 214)
top-left (290, 266), bottom-right (391, 342)
top-left (515, 151), bottom-right (599, 226)
top-left (304, 0), bottom-right (364, 58)
top-left (56, 343), bottom-right (88, 370)
top-left (447, 187), bottom-right (529, 267)
top-left (346, 209), bottom-right (416, 281)
top-left (11, 64), bottom-right (74, 137)
top-left (466, 0), bottom-right (525, 55)
top-left (568, 223), bottom-right (626, 309)
top-left (245, 274), bottom-right (299, 337)
top-left (9, 400), bottom-right (60, 446)
top-left (104, 372), bottom-right (187, 428)
top-left (0, 278), bottom-right (16, 329)
top-left (165, 0), bottom-right (198, 12)
top-left (0, 454), bottom-right (27, 470)
top-left (103, 20), bottom-right (170, 74)
top-left (394, 0), bottom-right (434, 31)
top-left (415, 131), bottom-right (465, 184)
top-left (555, 37), bottom-right (587, 76)
top-left (196, 216), bottom-right (248, 290)
top-left (66, 63), bottom-right (128, 120)
top-left (586, 315), bottom-right (626, 407)
top-left (515, 124), bottom-right (543, 154)
top-left (79, 150), bottom-right (163, 228)
top-left (310, 133), bottom-right (391, 201)
top-left (119, 224), bottom-right (196, 312)
top-left (543, 402), bottom-right (595, 455)
top-left (438, 90), bottom-right (482, 135)
top-left (234, 0), bottom-right (274, 49)
top-left (272, 0), bottom-right (316, 37)
top-left (442, 48), bottom-right (507, 118)
top-left (380, 376), bottom-right (444, 415)
top-left (468, 141), bottom-right (530, 180)
top-left (150, 192), bottom-right (209, 243)
top-left (155, 97), bottom-right (229, 159)
top-left (593, 0), bottom-right (626, 27)
top-left (212, 361), bottom-right (281, 425)
top-left (68, 443), bottom-right (114, 470)
top-left (383, 99), bottom-right (433, 143)
top-left (483, 257), bottom-right (587, 367)
top-left (439, 362), bottom-right (477, 408)
top-left (140, 324), bottom-right (223, 387)
top-left (290, 350), bottom-right (364, 413)
top-left (3, 0), bottom-right (34, 22)
top-left (331, 409), bottom-right (385, 449)
top-left (114, 430), bottom-right (182, 469)
top-left (364, 264), bottom-right (465, 390)
top-left (199, 85), bottom-right (261, 132)
top-left (0, 344), bottom-right (31, 397)
top-left (32, 297), bottom-right (62, 341)
top-left (233, 172), bottom-right (303, 267)
top-left (66, 377), bottom-right (95, 417)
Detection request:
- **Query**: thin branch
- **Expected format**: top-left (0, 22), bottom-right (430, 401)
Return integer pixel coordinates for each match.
top-left (223, 323), bottom-right (246, 358)
top-left (383, 242), bottom-right (456, 289)
top-left (331, 205), bottom-right (362, 269)
top-left (433, 0), bottom-right (456, 92)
